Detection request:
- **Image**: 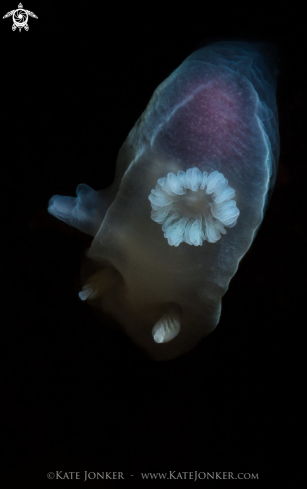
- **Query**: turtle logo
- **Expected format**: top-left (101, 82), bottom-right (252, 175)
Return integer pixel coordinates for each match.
top-left (3, 3), bottom-right (38, 32)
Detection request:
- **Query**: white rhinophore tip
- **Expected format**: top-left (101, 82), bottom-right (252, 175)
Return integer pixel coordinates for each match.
top-left (78, 268), bottom-right (121, 302)
top-left (78, 286), bottom-right (95, 301)
top-left (152, 311), bottom-right (181, 343)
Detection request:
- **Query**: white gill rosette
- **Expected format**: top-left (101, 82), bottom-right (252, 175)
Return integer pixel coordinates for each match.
top-left (148, 167), bottom-right (240, 246)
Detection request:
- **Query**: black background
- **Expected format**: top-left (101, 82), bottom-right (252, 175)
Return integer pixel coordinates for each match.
top-left (1, 2), bottom-right (305, 487)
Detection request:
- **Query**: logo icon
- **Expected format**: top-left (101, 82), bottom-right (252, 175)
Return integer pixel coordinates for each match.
top-left (3, 3), bottom-right (38, 32)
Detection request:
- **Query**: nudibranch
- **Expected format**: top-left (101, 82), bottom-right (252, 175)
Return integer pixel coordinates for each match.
top-left (48, 40), bottom-right (279, 360)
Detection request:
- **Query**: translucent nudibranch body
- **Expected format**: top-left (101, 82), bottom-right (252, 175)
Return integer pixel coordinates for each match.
top-left (48, 41), bottom-right (279, 360)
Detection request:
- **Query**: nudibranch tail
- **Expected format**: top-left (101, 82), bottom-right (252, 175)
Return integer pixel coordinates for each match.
top-left (48, 184), bottom-right (114, 237)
